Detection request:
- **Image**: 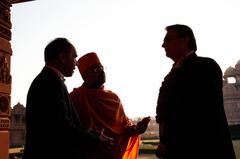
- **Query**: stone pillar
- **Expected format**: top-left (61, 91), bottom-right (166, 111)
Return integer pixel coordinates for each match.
top-left (0, 0), bottom-right (12, 159)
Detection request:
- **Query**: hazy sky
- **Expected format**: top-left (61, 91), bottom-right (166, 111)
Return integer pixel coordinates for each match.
top-left (10, 0), bottom-right (240, 118)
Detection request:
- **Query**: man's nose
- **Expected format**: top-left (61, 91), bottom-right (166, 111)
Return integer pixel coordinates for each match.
top-left (162, 42), bottom-right (165, 48)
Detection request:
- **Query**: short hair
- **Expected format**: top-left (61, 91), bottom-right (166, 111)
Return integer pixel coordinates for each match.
top-left (44, 37), bottom-right (74, 62)
top-left (166, 24), bottom-right (197, 51)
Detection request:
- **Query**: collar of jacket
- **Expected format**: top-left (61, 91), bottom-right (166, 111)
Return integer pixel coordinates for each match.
top-left (172, 51), bottom-right (195, 69)
top-left (45, 65), bottom-right (65, 81)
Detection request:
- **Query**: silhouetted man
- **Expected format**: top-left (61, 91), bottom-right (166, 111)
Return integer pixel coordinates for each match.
top-left (155, 24), bottom-right (236, 159)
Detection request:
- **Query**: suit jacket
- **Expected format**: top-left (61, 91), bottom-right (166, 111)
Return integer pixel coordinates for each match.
top-left (156, 53), bottom-right (236, 159)
top-left (22, 67), bottom-right (100, 159)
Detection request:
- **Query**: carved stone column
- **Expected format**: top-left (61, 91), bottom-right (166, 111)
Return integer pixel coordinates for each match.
top-left (0, 1), bottom-right (12, 159)
top-left (0, 0), bottom-right (33, 158)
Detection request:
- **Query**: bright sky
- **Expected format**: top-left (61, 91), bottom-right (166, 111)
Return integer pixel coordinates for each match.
top-left (10, 0), bottom-right (240, 118)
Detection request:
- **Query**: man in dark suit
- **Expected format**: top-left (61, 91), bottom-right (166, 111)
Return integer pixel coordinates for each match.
top-left (22, 38), bottom-right (113, 159)
top-left (155, 24), bottom-right (236, 159)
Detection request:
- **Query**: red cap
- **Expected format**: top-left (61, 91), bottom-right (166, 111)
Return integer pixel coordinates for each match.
top-left (77, 52), bottom-right (101, 75)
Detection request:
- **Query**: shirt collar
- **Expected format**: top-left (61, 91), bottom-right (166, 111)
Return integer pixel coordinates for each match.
top-left (45, 65), bottom-right (65, 81)
top-left (172, 51), bottom-right (194, 69)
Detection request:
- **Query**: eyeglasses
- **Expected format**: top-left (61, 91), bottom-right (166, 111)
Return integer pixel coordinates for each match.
top-left (92, 65), bottom-right (104, 73)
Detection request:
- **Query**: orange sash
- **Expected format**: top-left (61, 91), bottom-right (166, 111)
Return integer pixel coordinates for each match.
top-left (70, 86), bottom-right (140, 159)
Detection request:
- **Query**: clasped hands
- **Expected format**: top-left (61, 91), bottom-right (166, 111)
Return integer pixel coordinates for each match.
top-left (97, 116), bottom-right (151, 150)
top-left (155, 143), bottom-right (167, 158)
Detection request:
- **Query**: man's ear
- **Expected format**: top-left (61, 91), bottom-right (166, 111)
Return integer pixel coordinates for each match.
top-left (182, 37), bottom-right (189, 47)
top-left (58, 52), bottom-right (66, 64)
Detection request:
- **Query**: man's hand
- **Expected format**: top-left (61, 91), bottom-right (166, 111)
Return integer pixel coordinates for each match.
top-left (135, 116), bottom-right (151, 135)
top-left (99, 129), bottom-right (114, 150)
top-left (155, 143), bottom-right (167, 158)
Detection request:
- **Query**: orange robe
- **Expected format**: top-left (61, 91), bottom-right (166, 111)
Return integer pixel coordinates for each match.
top-left (70, 86), bottom-right (140, 159)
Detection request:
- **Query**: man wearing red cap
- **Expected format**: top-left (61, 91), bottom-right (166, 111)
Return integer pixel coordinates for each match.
top-left (70, 52), bottom-right (150, 159)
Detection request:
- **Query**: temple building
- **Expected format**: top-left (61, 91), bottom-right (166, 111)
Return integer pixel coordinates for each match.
top-left (9, 103), bottom-right (26, 147)
top-left (223, 60), bottom-right (240, 125)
